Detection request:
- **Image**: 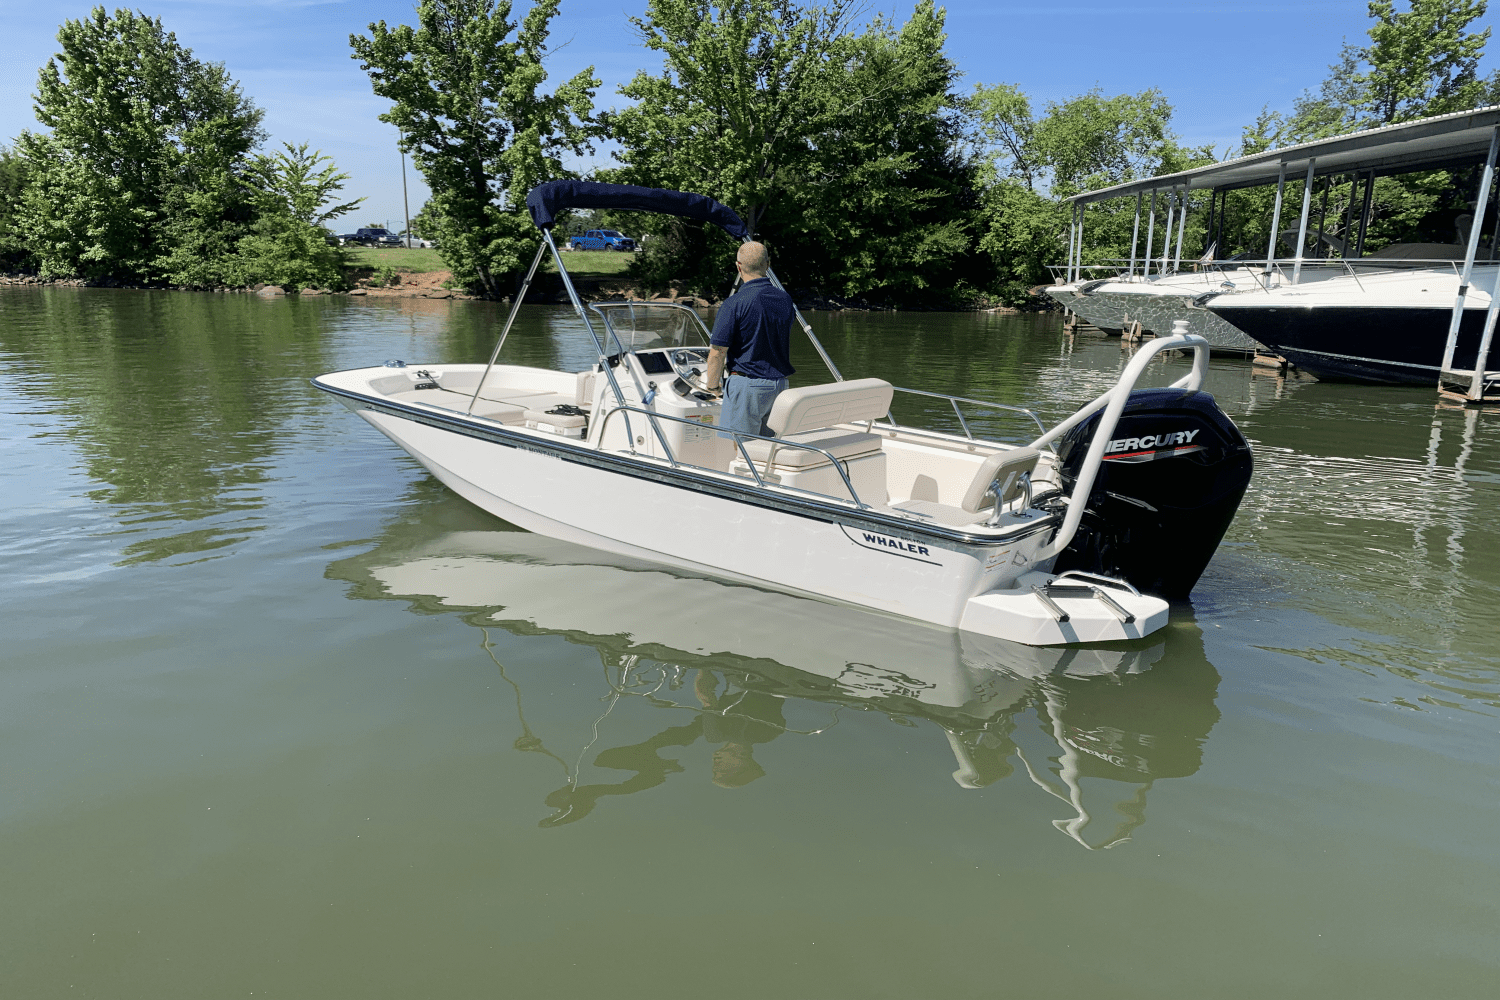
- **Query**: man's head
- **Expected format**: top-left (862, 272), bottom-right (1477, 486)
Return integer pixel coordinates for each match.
top-left (735, 241), bottom-right (769, 278)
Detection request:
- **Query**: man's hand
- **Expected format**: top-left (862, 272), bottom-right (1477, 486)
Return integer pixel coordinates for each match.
top-left (704, 344), bottom-right (729, 392)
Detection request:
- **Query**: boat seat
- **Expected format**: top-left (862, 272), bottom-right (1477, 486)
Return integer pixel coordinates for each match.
top-left (739, 427), bottom-right (883, 469)
top-left (766, 378), bottom-right (894, 436)
top-left (472, 401), bottom-right (528, 424)
top-left (892, 446), bottom-right (1040, 524)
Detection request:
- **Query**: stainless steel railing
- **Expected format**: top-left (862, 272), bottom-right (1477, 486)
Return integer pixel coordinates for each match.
top-left (878, 387), bottom-right (1048, 449)
top-left (592, 403), bottom-right (871, 509)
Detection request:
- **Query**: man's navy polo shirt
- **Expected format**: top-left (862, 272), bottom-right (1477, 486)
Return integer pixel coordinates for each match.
top-left (710, 277), bottom-right (796, 380)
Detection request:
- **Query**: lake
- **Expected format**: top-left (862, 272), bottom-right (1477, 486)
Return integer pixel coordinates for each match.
top-left (2, 286), bottom-right (1496, 998)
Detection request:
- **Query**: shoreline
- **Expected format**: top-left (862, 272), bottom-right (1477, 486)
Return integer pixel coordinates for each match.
top-left (0, 270), bottom-right (1036, 313)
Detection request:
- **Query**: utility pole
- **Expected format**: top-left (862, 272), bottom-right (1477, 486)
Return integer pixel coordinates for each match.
top-left (399, 128), bottom-right (412, 249)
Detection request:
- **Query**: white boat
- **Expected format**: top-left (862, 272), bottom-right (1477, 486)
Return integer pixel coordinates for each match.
top-left (1057, 244), bottom-right (1476, 355)
top-left (1201, 263), bottom-right (1500, 384)
top-left (1060, 271), bottom-right (1262, 351)
top-left (315, 181), bottom-right (1254, 646)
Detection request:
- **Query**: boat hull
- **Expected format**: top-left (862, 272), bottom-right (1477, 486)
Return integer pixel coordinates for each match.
top-left (1205, 303), bottom-right (1491, 384)
top-left (353, 405), bottom-right (1052, 630)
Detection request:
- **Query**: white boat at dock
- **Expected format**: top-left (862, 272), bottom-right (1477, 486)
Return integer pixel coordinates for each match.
top-left (1052, 105), bottom-right (1500, 390)
top-left (316, 181), bottom-right (1254, 646)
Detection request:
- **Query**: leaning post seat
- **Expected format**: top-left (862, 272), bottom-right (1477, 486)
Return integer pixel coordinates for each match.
top-left (731, 378), bottom-right (893, 501)
top-left (892, 446), bottom-right (1040, 527)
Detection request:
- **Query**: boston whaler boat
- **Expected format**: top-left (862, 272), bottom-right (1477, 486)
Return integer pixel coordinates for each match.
top-left (314, 182), bottom-right (1254, 646)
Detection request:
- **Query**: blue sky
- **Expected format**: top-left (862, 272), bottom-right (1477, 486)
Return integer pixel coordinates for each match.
top-left (4, 1), bottom-right (1494, 228)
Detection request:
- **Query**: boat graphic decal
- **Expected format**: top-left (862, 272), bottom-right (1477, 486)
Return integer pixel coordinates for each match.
top-left (839, 525), bottom-right (943, 564)
top-left (1103, 444), bottom-right (1205, 463)
top-left (1104, 429), bottom-right (1204, 463)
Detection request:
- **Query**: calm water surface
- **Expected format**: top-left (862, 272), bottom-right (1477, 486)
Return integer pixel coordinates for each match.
top-left (2, 287), bottom-right (1497, 998)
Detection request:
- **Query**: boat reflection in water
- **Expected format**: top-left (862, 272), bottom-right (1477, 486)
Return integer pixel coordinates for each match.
top-left (328, 500), bottom-right (1221, 849)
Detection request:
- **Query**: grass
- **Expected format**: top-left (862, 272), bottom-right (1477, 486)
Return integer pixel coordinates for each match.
top-left (343, 246), bottom-right (447, 273)
top-left (343, 246), bottom-right (636, 280)
top-left (546, 249), bottom-right (636, 278)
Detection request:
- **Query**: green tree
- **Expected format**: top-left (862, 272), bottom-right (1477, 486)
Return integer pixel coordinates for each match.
top-left (774, 1), bottom-right (978, 301)
top-left (228, 143), bottom-right (360, 290)
top-left (611, 0), bottom-right (978, 303)
top-left (1362, 0), bottom-right (1490, 123)
top-left (1029, 89), bottom-right (1179, 199)
top-left (968, 82), bottom-right (1208, 300)
top-left (611, 0), bottom-right (858, 237)
top-left (350, 0), bottom-right (598, 297)
top-left (0, 145), bottom-right (31, 270)
top-left (16, 7), bottom-right (265, 282)
top-left (969, 83), bottom-right (1038, 190)
top-left (245, 142), bottom-right (363, 227)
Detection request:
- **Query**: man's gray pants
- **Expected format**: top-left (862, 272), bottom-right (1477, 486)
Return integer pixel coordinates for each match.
top-left (717, 374), bottom-right (788, 439)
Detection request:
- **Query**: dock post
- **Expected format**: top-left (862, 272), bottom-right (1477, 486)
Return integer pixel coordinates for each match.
top-left (1173, 187), bottom-right (1188, 273)
top-left (1264, 162), bottom-right (1288, 280)
top-left (1440, 125), bottom-right (1500, 399)
top-left (1204, 188), bottom-right (1217, 260)
top-left (1076, 202), bottom-right (1085, 280)
top-left (1355, 170), bottom-right (1374, 257)
top-left (1160, 192), bottom-right (1176, 275)
top-left (1292, 158), bottom-right (1316, 284)
top-left (1143, 190), bottom-right (1157, 278)
top-left (1465, 269), bottom-right (1500, 402)
top-left (1129, 191), bottom-right (1142, 277)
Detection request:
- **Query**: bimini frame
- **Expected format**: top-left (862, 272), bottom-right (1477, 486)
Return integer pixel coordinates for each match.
top-left (1062, 106), bottom-right (1500, 400)
top-left (467, 181), bottom-right (845, 431)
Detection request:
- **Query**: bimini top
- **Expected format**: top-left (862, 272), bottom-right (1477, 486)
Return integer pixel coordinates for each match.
top-left (1068, 104), bottom-right (1500, 205)
top-left (525, 180), bottom-right (749, 240)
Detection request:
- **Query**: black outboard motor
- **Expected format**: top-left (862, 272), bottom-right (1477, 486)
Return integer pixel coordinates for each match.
top-left (1049, 388), bottom-right (1252, 599)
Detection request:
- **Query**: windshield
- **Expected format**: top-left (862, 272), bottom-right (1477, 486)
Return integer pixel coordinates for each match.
top-left (601, 230), bottom-right (622, 237)
top-left (591, 303), bottom-right (711, 352)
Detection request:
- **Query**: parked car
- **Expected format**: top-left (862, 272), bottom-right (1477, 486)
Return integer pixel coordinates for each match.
top-left (337, 228), bottom-right (402, 247)
top-left (570, 229), bottom-right (636, 251)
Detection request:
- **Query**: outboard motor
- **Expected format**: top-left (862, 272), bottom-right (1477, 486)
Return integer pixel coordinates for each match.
top-left (1049, 388), bottom-right (1252, 599)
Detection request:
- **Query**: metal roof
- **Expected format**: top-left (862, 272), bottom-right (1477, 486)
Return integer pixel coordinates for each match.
top-left (1068, 105), bottom-right (1500, 205)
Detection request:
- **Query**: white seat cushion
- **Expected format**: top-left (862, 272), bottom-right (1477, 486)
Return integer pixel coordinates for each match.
top-left (766, 378), bottom-right (893, 436)
top-left (474, 402), bottom-right (528, 424)
top-left (960, 447), bottom-right (1040, 512)
top-left (741, 428), bottom-right (883, 469)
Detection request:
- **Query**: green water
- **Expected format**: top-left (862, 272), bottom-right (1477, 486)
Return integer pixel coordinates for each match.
top-left (2, 287), bottom-right (1496, 998)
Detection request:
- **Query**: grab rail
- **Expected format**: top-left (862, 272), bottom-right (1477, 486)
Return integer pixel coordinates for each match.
top-left (1030, 324), bottom-right (1209, 559)
top-left (881, 387), bottom-right (1048, 445)
top-left (592, 404), bottom-right (872, 509)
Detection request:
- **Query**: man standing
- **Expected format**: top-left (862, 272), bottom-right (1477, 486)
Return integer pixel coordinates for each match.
top-left (703, 242), bottom-right (795, 437)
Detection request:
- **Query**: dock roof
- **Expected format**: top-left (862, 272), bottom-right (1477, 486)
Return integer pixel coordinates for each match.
top-left (1068, 105), bottom-right (1500, 204)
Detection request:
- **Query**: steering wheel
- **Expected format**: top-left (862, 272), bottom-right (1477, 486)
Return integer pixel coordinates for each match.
top-left (671, 347), bottom-right (714, 393)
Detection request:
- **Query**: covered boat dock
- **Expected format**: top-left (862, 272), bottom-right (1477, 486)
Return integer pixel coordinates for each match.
top-left (1061, 106), bottom-right (1500, 400)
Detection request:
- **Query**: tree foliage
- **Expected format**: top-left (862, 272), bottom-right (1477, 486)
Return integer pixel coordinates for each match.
top-left (968, 82), bottom-right (1209, 302)
top-left (611, 0), bottom-right (978, 304)
top-left (16, 7), bottom-right (265, 283)
top-left (350, 0), bottom-right (597, 297)
top-left (1362, 0), bottom-right (1490, 123)
top-left (245, 142), bottom-right (363, 228)
top-left (0, 146), bottom-right (31, 270)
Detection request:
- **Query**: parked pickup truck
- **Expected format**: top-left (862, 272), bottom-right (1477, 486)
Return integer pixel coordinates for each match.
top-left (569, 229), bottom-right (636, 251)
top-left (337, 228), bottom-right (402, 247)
